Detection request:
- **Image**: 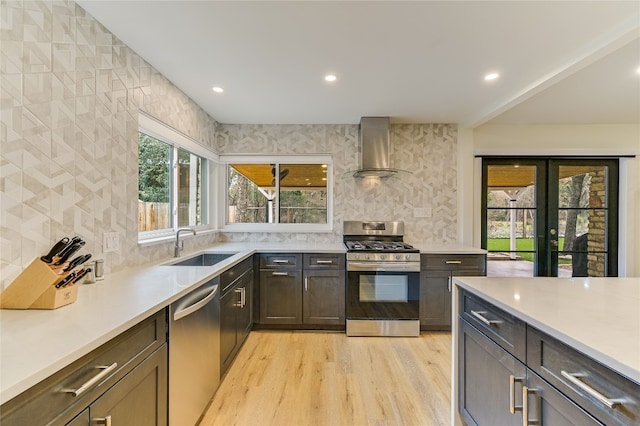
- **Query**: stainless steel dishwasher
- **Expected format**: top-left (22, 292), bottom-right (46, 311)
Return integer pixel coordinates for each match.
top-left (169, 277), bottom-right (220, 426)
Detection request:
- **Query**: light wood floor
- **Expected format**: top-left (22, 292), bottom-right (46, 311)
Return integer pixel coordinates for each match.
top-left (200, 331), bottom-right (452, 426)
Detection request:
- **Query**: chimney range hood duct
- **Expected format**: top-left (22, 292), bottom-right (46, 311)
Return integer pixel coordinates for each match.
top-left (353, 117), bottom-right (407, 178)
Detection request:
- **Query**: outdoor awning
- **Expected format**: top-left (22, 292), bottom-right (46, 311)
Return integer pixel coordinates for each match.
top-left (231, 164), bottom-right (327, 189)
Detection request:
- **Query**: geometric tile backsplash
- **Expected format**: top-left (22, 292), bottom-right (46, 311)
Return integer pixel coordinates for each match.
top-left (1, 0), bottom-right (458, 288)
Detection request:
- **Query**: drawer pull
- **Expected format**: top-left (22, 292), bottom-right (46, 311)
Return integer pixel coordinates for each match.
top-left (93, 416), bottom-right (112, 426)
top-left (561, 370), bottom-right (625, 409)
top-left (272, 259), bottom-right (290, 264)
top-left (304, 276), bottom-right (309, 292)
top-left (272, 271), bottom-right (289, 276)
top-left (445, 260), bottom-right (462, 264)
top-left (316, 260), bottom-right (333, 264)
top-left (470, 310), bottom-right (502, 326)
top-left (509, 375), bottom-right (525, 413)
top-left (65, 362), bottom-right (118, 397)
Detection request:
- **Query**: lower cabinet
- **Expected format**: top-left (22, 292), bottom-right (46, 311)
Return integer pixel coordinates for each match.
top-left (420, 254), bottom-right (485, 331)
top-left (220, 259), bottom-right (253, 376)
top-left (458, 319), bottom-right (600, 426)
top-left (68, 345), bottom-right (168, 426)
top-left (258, 253), bottom-right (345, 328)
top-left (0, 310), bottom-right (168, 426)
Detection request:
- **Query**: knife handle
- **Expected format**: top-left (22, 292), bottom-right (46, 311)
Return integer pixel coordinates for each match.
top-left (40, 238), bottom-right (70, 263)
top-left (55, 272), bottom-right (76, 288)
top-left (53, 241), bottom-right (85, 266)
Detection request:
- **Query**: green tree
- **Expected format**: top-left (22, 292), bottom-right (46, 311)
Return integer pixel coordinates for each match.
top-left (138, 133), bottom-right (170, 202)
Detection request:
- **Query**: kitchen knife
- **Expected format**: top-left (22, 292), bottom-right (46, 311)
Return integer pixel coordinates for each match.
top-left (55, 272), bottom-right (77, 288)
top-left (63, 253), bottom-right (92, 273)
top-left (40, 237), bottom-right (70, 263)
top-left (71, 268), bottom-right (92, 284)
top-left (56, 237), bottom-right (83, 257)
top-left (53, 241), bottom-right (85, 266)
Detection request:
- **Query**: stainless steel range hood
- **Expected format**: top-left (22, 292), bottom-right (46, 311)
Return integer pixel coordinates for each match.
top-left (352, 117), bottom-right (407, 178)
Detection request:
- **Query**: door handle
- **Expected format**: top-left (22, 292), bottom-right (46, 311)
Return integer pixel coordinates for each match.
top-left (509, 375), bottom-right (525, 413)
top-left (92, 416), bottom-right (112, 426)
top-left (64, 363), bottom-right (118, 397)
top-left (522, 386), bottom-right (539, 426)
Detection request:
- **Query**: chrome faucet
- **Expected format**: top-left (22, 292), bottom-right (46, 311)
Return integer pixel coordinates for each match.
top-left (175, 228), bottom-right (196, 257)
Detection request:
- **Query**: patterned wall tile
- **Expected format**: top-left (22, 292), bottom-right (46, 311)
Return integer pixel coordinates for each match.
top-left (0, 0), bottom-right (219, 287)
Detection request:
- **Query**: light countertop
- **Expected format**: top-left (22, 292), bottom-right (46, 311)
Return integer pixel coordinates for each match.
top-left (0, 241), bottom-right (482, 404)
top-left (453, 276), bottom-right (640, 384)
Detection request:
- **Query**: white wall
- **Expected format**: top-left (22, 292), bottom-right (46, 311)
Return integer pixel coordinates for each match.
top-left (464, 123), bottom-right (640, 276)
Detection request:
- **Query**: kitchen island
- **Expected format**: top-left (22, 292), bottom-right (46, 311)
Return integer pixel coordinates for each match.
top-left (452, 276), bottom-right (640, 426)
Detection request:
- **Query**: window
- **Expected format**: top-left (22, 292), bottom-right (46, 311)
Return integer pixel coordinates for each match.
top-left (138, 114), bottom-right (215, 239)
top-left (223, 156), bottom-right (332, 231)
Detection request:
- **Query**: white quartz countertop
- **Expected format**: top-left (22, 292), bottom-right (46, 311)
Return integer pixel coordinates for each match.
top-left (453, 277), bottom-right (640, 384)
top-left (0, 240), bottom-right (480, 404)
top-left (413, 244), bottom-right (486, 254)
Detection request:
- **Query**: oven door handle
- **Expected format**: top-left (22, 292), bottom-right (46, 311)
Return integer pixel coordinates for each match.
top-left (347, 262), bottom-right (420, 272)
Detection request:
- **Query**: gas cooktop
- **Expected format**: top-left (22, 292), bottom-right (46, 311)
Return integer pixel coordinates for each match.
top-left (344, 240), bottom-right (418, 253)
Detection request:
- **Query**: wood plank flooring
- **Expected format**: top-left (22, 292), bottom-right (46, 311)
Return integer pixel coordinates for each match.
top-left (200, 331), bottom-right (452, 426)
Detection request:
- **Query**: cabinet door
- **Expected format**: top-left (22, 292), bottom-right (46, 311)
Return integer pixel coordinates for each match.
top-left (420, 270), bottom-right (450, 330)
top-left (66, 409), bottom-right (89, 426)
top-left (260, 270), bottom-right (302, 324)
top-left (89, 344), bottom-right (168, 426)
top-left (459, 319), bottom-right (525, 426)
top-left (524, 370), bottom-right (602, 426)
top-left (220, 288), bottom-right (239, 374)
top-left (303, 269), bottom-right (345, 325)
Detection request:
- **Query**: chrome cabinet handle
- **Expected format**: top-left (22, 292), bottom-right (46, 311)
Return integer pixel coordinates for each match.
top-left (65, 363), bottom-right (118, 397)
top-left (304, 276), bottom-right (308, 292)
top-left (470, 310), bottom-right (502, 326)
top-left (445, 260), bottom-right (462, 264)
top-left (522, 386), bottom-right (539, 426)
top-left (234, 288), bottom-right (243, 307)
top-left (93, 416), bottom-right (112, 426)
top-left (272, 271), bottom-right (289, 276)
top-left (509, 375), bottom-right (525, 413)
top-left (240, 287), bottom-right (246, 308)
top-left (447, 276), bottom-right (451, 292)
top-left (561, 370), bottom-right (625, 409)
top-left (273, 259), bottom-right (289, 264)
top-left (316, 260), bottom-right (333, 264)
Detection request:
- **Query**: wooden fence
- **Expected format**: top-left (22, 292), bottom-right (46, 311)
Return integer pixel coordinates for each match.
top-left (138, 201), bottom-right (170, 231)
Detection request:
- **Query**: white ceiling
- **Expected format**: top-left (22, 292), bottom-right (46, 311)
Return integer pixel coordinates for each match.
top-left (77, 1), bottom-right (640, 126)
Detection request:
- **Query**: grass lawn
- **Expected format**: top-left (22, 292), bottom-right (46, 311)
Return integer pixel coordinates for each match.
top-left (488, 238), bottom-right (569, 263)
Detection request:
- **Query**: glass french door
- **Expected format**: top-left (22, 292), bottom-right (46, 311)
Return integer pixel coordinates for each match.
top-left (482, 158), bottom-right (618, 277)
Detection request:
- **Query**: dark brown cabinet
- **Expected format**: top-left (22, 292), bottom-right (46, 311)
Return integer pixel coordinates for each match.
top-left (302, 254), bottom-right (345, 326)
top-left (457, 289), bottom-right (636, 426)
top-left (420, 254), bottom-right (485, 331)
top-left (1, 310), bottom-right (168, 426)
top-left (258, 253), bottom-right (345, 328)
top-left (220, 258), bottom-right (253, 376)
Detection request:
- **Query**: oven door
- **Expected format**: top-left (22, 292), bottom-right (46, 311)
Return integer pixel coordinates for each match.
top-left (346, 270), bottom-right (419, 320)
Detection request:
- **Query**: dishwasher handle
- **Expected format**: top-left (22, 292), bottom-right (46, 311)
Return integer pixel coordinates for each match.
top-left (173, 285), bottom-right (218, 321)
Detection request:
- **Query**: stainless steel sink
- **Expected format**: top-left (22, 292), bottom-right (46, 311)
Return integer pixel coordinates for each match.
top-left (168, 252), bottom-right (237, 266)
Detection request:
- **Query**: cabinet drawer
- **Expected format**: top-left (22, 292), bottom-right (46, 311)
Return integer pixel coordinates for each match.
top-left (0, 310), bottom-right (167, 426)
top-left (421, 254), bottom-right (485, 272)
top-left (221, 257), bottom-right (253, 293)
top-left (527, 326), bottom-right (639, 426)
top-left (259, 253), bottom-right (301, 269)
top-left (303, 253), bottom-right (345, 269)
top-left (459, 290), bottom-right (526, 362)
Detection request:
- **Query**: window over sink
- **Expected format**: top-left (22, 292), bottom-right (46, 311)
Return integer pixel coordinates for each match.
top-left (138, 113), bottom-right (217, 241)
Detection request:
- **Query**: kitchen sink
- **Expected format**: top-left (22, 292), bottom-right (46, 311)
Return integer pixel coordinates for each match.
top-left (167, 252), bottom-right (237, 267)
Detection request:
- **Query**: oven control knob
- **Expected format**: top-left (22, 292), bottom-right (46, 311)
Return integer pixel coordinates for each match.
top-left (380, 254), bottom-right (386, 260)
top-left (405, 254), bottom-right (412, 260)
top-left (365, 255), bottom-right (371, 260)
top-left (395, 254), bottom-right (401, 260)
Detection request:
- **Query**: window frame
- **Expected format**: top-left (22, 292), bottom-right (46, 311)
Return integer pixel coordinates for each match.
top-left (220, 154), bottom-right (333, 233)
top-left (138, 113), bottom-right (218, 243)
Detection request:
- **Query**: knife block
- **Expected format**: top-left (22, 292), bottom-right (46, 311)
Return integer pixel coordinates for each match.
top-left (0, 258), bottom-right (78, 309)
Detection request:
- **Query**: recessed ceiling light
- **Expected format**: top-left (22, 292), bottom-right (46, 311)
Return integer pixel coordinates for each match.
top-left (212, 86), bottom-right (224, 93)
top-left (484, 73), bottom-right (499, 81)
top-left (636, 66), bottom-right (640, 75)
top-left (324, 74), bottom-right (337, 82)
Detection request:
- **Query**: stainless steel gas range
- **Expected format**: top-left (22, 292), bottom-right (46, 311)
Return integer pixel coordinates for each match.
top-left (343, 221), bottom-right (420, 337)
